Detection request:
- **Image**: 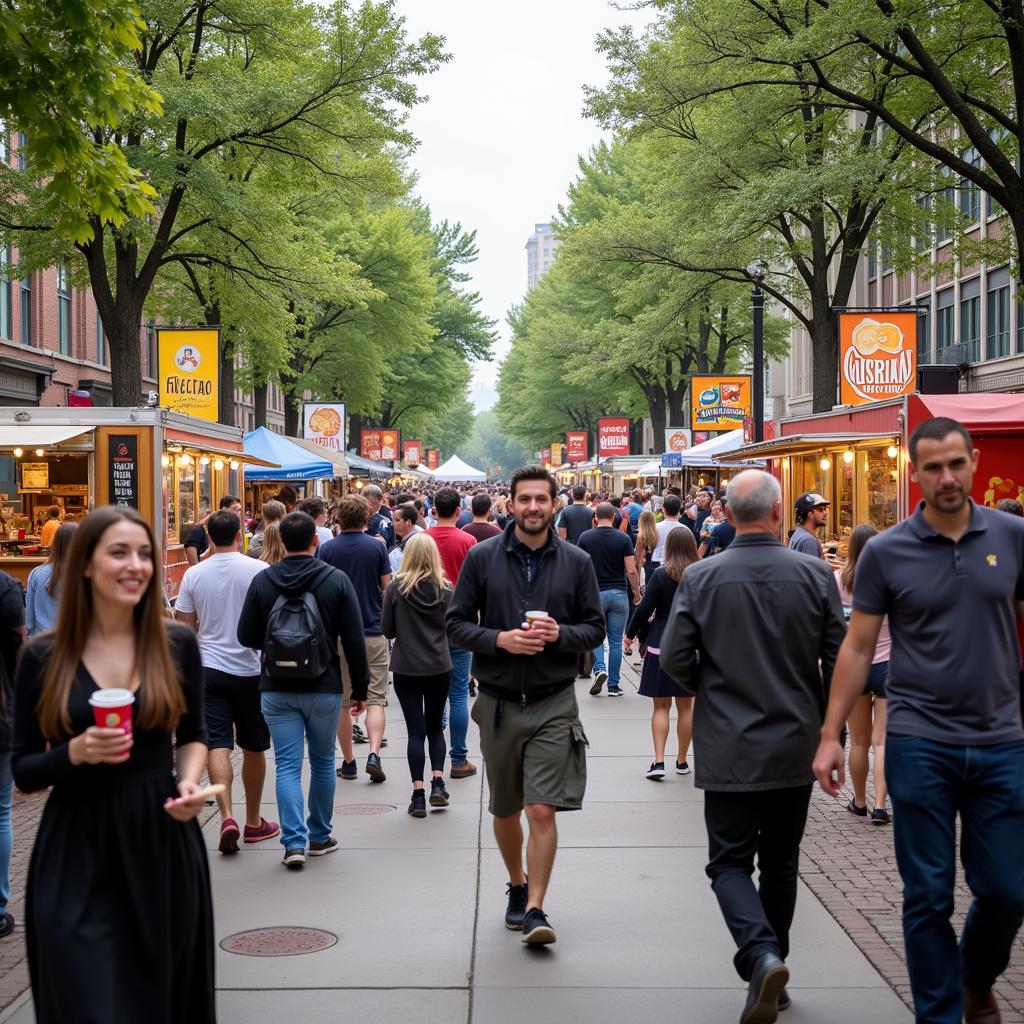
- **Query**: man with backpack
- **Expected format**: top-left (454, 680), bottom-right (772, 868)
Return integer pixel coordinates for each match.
top-left (238, 511), bottom-right (370, 869)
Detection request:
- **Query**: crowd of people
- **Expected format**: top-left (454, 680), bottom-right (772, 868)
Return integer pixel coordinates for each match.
top-left (0, 415), bottom-right (1021, 1024)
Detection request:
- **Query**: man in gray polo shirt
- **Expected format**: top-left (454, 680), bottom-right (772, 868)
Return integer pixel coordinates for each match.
top-left (813, 416), bottom-right (1024, 1024)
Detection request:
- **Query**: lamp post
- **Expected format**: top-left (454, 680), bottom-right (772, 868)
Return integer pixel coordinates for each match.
top-left (747, 260), bottom-right (767, 443)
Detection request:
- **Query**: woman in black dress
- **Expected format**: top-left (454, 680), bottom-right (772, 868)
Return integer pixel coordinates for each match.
top-left (12, 506), bottom-right (215, 1023)
top-left (625, 527), bottom-right (699, 780)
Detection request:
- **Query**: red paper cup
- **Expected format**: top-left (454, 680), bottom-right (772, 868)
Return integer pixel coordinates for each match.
top-left (88, 688), bottom-right (136, 735)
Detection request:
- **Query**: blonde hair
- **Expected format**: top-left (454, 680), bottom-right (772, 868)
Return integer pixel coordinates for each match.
top-left (395, 533), bottom-right (451, 596)
top-left (638, 509), bottom-right (658, 554)
top-left (259, 522), bottom-right (286, 564)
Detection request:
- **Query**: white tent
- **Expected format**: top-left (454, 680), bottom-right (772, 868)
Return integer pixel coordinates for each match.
top-left (678, 428), bottom-right (762, 467)
top-left (433, 454), bottom-right (487, 482)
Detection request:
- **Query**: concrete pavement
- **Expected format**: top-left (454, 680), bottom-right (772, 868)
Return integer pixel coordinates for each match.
top-left (1, 660), bottom-right (911, 1023)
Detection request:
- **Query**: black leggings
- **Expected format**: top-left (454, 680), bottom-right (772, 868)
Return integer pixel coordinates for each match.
top-left (393, 672), bottom-right (451, 782)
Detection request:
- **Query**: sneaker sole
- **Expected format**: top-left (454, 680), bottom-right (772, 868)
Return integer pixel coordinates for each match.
top-left (283, 857), bottom-right (305, 870)
top-left (243, 826), bottom-right (281, 844)
top-left (218, 824), bottom-right (240, 855)
top-left (589, 672), bottom-right (607, 696)
top-left (505, 920), bottom-right (524, 931)
top-left (366, 762), bottom-right (386, 783)
top-left (338, 772), bottom-right (358, 781)
top-left (429, 795), bottom-right (449, 807)
top-left (408, 808), bottom-right (427, 818)
top-left (606, 689), bottom-right (623, 697)
top-left (522, 924), bottom-right (557, 945)
top-left (450, 767), bottom-right (477, 779)
top-left (646, 770), bottom-right (665, 780)
top-left (676, 766), bottom-right (691, 775)
top-left (741, 964), bottom-right (789, 1024)
top-left (308, 844), bottom-right (338, 857)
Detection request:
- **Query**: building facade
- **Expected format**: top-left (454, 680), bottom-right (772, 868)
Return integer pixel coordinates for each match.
top-left (525, 222), bottom-right (562, 291)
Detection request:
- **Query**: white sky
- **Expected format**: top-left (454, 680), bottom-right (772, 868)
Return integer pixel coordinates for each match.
top-left (393, 0), bottom-right (652, 410)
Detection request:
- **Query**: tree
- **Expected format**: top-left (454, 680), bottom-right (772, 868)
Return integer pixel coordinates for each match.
top-left (460, 410), bottom-right (532, 477)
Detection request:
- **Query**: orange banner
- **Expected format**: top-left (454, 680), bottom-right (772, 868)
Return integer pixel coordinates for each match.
top-left (839, 312), bottom-right (918, 406)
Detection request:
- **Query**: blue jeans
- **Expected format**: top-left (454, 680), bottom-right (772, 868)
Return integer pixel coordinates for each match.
top-left (448, 644), bottom-right (472, 766)
top-left (0, 751), bottom-right (10, 915)
top-left (592, 588), bottom-right (630, 688)
top-left (260, 692), bottom-right (341, 850)
top-left (885, 734), bottom-right (1024, 1023)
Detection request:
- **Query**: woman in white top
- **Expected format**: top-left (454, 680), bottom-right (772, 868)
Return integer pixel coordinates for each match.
top-left (834, 524), bottom-right (891, 824)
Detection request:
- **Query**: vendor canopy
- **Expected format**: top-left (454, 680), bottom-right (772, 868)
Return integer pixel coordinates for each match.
top-left (243, 426), bottom-right (331, 481)
top-left (677, 428), bottom-right (761, 467)
top-left (433, 455), bottom-right (486, 482)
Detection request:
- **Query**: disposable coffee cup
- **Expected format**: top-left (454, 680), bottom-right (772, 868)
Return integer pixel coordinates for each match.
top-left (88, 689), bottom-right (136, 735)
top-left (525, 610), bottom-right (547, 627)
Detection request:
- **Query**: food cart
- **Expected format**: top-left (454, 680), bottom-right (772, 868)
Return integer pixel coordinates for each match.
top-left (242, 427), bottom-right (339, 513)
top-left (717, 393), bottom-right (1024, 547)
top-left (0, 406), bottom-right (276, 598)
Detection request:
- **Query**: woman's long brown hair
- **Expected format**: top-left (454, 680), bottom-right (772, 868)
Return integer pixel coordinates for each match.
top-left (44, 521), bottom-right (78, 597)
top-left (37, 506), bottom-right (184, 741)
top-left (637, 510), bottom-right (658, 556)
top-left (662, 525), bottom-right (699, 582)
top-left (840, 524), bottom-right (879, 596)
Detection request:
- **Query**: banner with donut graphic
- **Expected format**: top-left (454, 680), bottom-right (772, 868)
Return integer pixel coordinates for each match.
top-left (839, 311), bottom-right (918, 406)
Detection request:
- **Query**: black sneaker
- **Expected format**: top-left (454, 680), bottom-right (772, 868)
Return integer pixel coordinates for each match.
top-left (606, 686), bottom-right (623, 697)
top-left (741, 952), bottom-right (788, 1023)
top-left (309, 837), bottom-right (338, 857)
top-left (676, 761), bottom-right (691, 775)
top-left (521, 907), bottom-right (556, 945)
top-left (337, 759), bottom-right (358, 780)
top-left (353, 724), bottom-right (368, 743)
top-left (778, 987), bottom-right (792, 1011)
top-left (408, 790), bottom-right (427, 818)
top-left (366, 752), bottom-right (386, 783)
top-left (870, 807), bottom-right (891, 825)
top-left (504, 881), bottom-right (529, 930)
top-left (0, 912), bottom-right (14, 938)
top-left (646, 762), bottom-right (666, 779)
top-left (429, 777), bottom-right (450, 807)
top-left (589, 670), bottom-right (608, 696)
top-left (282, 847), bottom-right (306, 869)
top-left (846, 798), bottom-right (868, 817)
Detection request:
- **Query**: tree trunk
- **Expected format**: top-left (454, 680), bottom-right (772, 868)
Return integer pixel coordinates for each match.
top-left (284, 397), bottom-right (300, 437)
top-left (254, 383), bottom-right (268, 428)
top-left (349, 413), bottom-right (363, 452)
top-left (209, 305), bottom-right (236, 427)
top-left (108, 311), bottom-right (145, 407)
top-left (645, 389), bottom-right (667, 447)
top-left (811, 316), bottom-right (839, 413)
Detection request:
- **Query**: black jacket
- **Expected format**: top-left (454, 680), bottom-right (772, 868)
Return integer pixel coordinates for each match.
top-left (0, 572), bottom-right (23, 753)
top-left (237, 554), bottom-right (369, 698)
top-left (446, 523), bottom-right (604, 703)
top-left (381, 580), bottom-right (452, 676)
top-left (659, 533), bottom-right (846, 792)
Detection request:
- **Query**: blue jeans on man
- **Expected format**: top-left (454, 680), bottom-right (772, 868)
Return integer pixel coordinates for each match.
top-left (260, 692), bottom-right (342, 850)
top-left (885, 733), bottom-right (1024, 1023)
top-left (448, 643), bottom-right (472, 766)
top-left (592, 588), bottom-right (630, 691)
top-left (0, 751), bottom-right (11, 917)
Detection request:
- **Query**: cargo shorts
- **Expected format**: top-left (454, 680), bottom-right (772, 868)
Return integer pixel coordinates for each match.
top-left (471, 685), bottom-right (588, 818)
top-left (339, 634), bottom-right (390, 707)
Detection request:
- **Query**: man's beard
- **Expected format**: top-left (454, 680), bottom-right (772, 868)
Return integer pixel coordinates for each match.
top-left (515, 512), bottom-right (552, 535)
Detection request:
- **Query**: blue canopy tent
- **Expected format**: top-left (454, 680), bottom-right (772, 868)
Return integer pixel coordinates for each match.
top-left (243, 426), bottom-right (332, 481)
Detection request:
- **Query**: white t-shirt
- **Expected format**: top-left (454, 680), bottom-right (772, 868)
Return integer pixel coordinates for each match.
top-left (652, 518), bottom-right (685, 562)
top-left (315, 525), bottom-right (333, 546)
top-left (175, 552), bottom-right (268, 675)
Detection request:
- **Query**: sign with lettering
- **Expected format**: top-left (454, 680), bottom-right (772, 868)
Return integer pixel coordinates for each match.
top-left (360, 428), bottom-right (399, 462)
top-left (542, 447), bottom-right (552, 465)
top-left (303, 402), bottom-right (346, 450)
top-left (550, 442), bottom-right (564, 466)
top-left (597, 417), bottom-right (630, 457)
top-left (566, 431), bottom-right (588, 463)
top-left (108, 434), bottom-right (139, 509)
top-left (403, 440), bottom-right (422, 466)
top-left (20, 463), bottom-right (49, 490)
top-left (158, 327), bottom-right (219, 422)
top-left (839, 311), bottom-right (918, 406)
top-left (690, 375), bottom-right (751, 432)
top-left (427, 449), bottom-right (439, 471)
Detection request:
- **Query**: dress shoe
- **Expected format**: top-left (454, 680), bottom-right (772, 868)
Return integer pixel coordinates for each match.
top-left (740, 952), bottom-right (789, 1024)
top-left (964, 986), bottom-right (1001, 1024)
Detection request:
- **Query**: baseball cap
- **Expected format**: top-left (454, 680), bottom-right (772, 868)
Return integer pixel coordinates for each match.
top-left (795, 492), bottom-right (830, 516)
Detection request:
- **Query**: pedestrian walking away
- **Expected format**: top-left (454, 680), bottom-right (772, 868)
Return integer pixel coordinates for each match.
top-left (651, 494), bottom-right (685, 573)
top-left (556, 485), bottom-right (593, 545)
top-left (627, 527), bottom-right (698, 779)
top-left (175, 509), bottom-right (280, 854)
top-left (0, 567), bottom-right (24, 941)
top-left (813, 416), bottom-right (1024, 1024)
top-left (661, 470), bottom-right (846, 1024)
top-left (578, 502), bottom-right (641, 697)
top-left (249, 499), bottom-right (285, 559)
top-left (447, 464), bottom-right (604, 946)
top-left (238, 511), bottom-right (370, 868)
top-left (11, 506), bottom-right (216, 1022)
top-left (462, 492), bottom-right (503, 543)
top-left (381, 533), bottom-right (453, 818)
top-left (25, 521), bottom-right (77, 636)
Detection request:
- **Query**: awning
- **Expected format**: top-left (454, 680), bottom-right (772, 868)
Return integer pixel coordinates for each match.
top-left (345, 452), bottom-right (393, 479)
top-left (717, 432), bottom-right (898, 463)
top-left (243, 426), bottom-right (333, 481)
top-left (287, 436), bottom-right (348, 477)
top-left (164, 439), bottom-right (279, 469)
top-left (911, 392), bottom-right (1024, 432)
top-left (639, 459), bottom-right (662, 476)
top-left (0, 425), bottom-right (92, 448)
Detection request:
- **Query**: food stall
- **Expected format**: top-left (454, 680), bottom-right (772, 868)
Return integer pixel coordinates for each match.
top-left (345, 452), bottom-right (394, 485)
top-left (0, 406), bottom-right (276, 597)
top-left (598, 455), bottom-right (657, 495)
top-left (242, 426), bottom-right (338, 513)
top-left (717, 393), bottom-right (1024, 548)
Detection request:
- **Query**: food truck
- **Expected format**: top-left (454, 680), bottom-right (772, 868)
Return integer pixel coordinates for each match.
top-left (0, 406), bottom-right (276, 598)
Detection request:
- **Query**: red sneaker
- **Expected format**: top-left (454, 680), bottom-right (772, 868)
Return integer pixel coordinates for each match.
top-left (244, 818), bottom-right (281, 844)
top-left (218, 818), bottom-right (240, 855)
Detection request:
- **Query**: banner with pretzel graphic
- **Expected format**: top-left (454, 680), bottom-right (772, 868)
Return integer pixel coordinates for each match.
top-left (839, 312), bottom-right (918, 406)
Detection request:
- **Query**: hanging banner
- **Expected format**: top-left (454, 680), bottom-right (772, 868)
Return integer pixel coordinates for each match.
top-left (158, 327), bottom-right (220, 422)
top-left (427, 449), bottom-right (439, 471)
top-left (839, 311), bottom-right (918, 406)
top-left (403, 440), bottom-right (422, 466)
top-left (542, 447), bottom-right (552, 465)
top-left (690, 375), bottom-right (751, 432)
top-left (598, 417), bottom-right (630, 457)
top-left (566, 431), bottom-right (588, 463)
top-left (664, 427), bottom-right (691, 452)
top-left (360, 428), bottom-right (400, 462)
top-left (303, 402), bottom-right (346, 451)
top-left (550, 442), bottom-right (564, 466)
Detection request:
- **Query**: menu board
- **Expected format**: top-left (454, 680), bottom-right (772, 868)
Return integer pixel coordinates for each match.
top-left (108, 435), bottom-right (139, 509)
top-left (20, 463), bottom-right (49, 490)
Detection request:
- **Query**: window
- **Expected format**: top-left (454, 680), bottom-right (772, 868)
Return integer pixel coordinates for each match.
top-left (916, 300), bottom-right (931, 363)
top-left (936, 287), bottom-right (955, 360)
top-left (936, 176), bottom-right (955, 243)
top-left (915, 195), bottom-right (932, 252)
top-left (0, 119), bottom-right (6, 164)
top-left (19, 274), bottom-right (30, 346)
top-left (867, 236), bottom-right (877, 278)
top-left (986, 267), bottom-right (1011, 359)
top-left (0, 247), bottom-right (10, 340)
top-left (56, 264), bottom-right (71, 354)
top-left (16, 132), bottom-right (26, 171)
top-left (145, 322), bottom-right (155, 376)
top-left (960, 278), bottom-right (980, 362)
top-left (959, 147), bottom-right (981, 224)
top-left (96, 310), bottom-right (106, 365)
top-left (987, 127), bottom-right (1004, 218)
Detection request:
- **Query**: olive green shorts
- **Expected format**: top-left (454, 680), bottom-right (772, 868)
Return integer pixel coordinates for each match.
top-left (471, 686), bottom-right (588, 818)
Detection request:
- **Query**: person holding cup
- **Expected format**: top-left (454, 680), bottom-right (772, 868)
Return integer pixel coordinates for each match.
top-left (11, 506), bottom-right (215, 1022)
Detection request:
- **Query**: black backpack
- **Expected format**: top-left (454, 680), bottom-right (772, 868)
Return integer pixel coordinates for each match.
top-left (263, 571), bottom-right (332, 681)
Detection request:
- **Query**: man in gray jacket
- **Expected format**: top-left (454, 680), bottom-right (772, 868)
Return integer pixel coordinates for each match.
top-left (660, 469), bottom-right (846, 1024)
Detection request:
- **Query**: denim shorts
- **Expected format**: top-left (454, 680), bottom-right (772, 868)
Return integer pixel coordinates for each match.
top-left (864, 660), bottom-right (888, 698)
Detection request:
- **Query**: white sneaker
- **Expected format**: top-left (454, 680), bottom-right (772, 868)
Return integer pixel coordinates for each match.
top-left (646, 762), bottom-right (666, 779)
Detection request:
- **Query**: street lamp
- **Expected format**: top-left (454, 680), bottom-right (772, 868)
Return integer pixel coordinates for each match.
top-left (747, 260), bottom-right (768, 443)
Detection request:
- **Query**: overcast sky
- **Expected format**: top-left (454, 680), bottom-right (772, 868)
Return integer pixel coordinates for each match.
top-left (393, 0), bottom-right (652, 411)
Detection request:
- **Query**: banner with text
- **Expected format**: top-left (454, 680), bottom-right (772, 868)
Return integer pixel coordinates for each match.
top-left (427, 449), bottom-right (439, 471)
top-left (403, 440), bottom-right (422, 467)
top-left (597, 417), bottom-right (630, 457)
top-left (360, 428), bottom-right (399, 462)
top-left (566, 431), bottom-right (588, 463)
top-left (303, 403), bottom-right (346, 451)
top-left (158, 327), bottom-right (219, 422)
top-left (542, 447), bottom-right (552, 465)
top-left (839, 311), bottom-right (918, 406)
top-left (550, 442), bottom-right (564, 466)
top-left (690, 375), bottom-right (751, 432)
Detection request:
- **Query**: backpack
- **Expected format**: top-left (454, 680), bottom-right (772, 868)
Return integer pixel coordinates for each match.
top-left (262, 572), bottom-right (331, 681)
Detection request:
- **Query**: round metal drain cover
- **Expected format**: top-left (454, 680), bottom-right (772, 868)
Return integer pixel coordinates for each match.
top-left (221, 927), bottom-right (338, 957)
top-left (336, 803), bottom-right (396, 815)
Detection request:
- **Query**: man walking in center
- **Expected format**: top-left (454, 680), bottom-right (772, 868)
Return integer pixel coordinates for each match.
top-left (176, 510), bottom-right (279, 854)
top-left (651, 494), bottom-right (685, 572)
top-left (557, 485), bottom-right (593, 545)
top-left (813, 417), bottom-right (1024, 1024)
top-left (448, 465), bottom-right (604, 945)
top-left (660, 470), bottom-right (845, 1024)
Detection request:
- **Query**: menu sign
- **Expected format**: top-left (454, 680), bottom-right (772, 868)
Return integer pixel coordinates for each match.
top-left (597, 417), bottom-right (630, 457)
top-left (550, 442), bottom-right (564, 466)
top-left (108, 435), bottom-right (139, 509)
top-left (566, 431), bottom-right (588, 463)
top-left (20, 463), bottom-right (49, 490)
top-left (360, 428), bottom-right (399, 462)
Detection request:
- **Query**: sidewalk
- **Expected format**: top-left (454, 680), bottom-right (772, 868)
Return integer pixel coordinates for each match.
top-left (3, 661), bottom-right (914, 1023)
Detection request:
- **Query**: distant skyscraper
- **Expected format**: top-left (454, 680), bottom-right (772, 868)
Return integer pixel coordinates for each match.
top-left (526, 223), bottom-right (561, 290)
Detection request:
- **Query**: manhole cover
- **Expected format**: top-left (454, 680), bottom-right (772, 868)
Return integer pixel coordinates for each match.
top-left (336, 803), bottom-right (396, 815)
top-left (221, 927), bottom-right (338, 957)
